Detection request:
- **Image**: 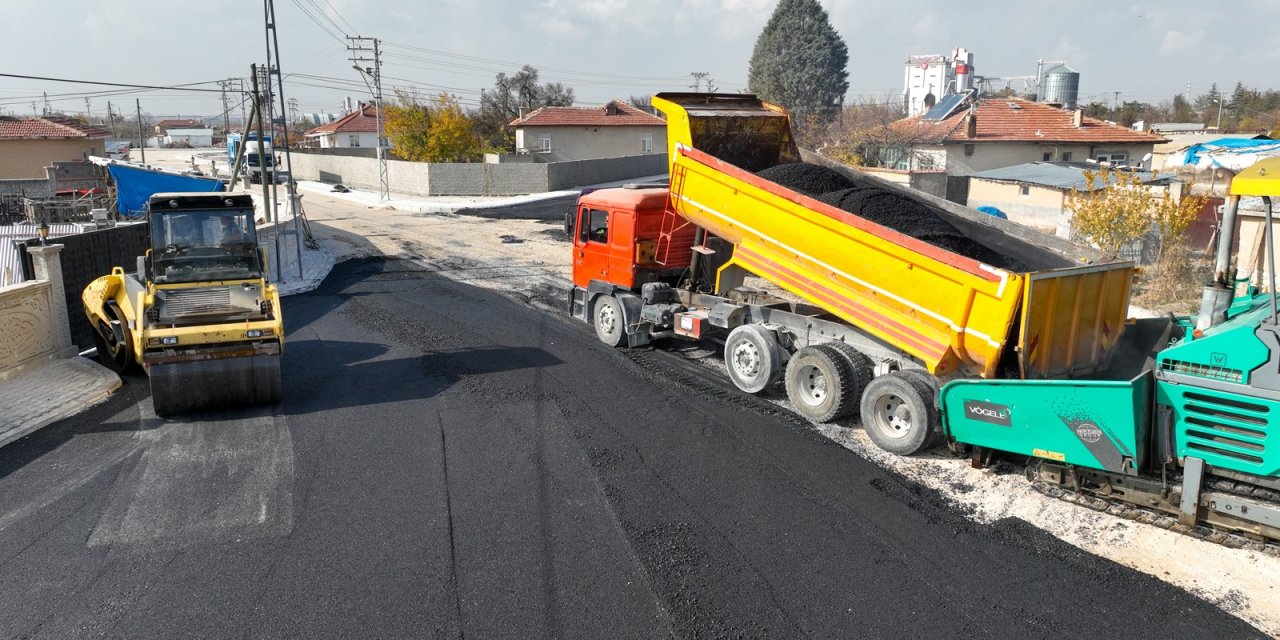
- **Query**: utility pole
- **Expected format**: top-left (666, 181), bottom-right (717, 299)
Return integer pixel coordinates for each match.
top-left (136, 99), bottom-right (146, 164)
top-left (348, 35), bottom-right (388, 200)
top-left (251, 63), bottom-right (282, 283)
top-left (42, 92), bottom-right (50, 115)
top-left (263, 0), bottom-right (314, 280)
top-left (689, 71), bottom-right (710, 92)
top-left (84, 97), bottom-right (91, 118)
top-left (219, 79), bottom-right (233, 139)
top-left (107, 101), bottom-right (117, 138)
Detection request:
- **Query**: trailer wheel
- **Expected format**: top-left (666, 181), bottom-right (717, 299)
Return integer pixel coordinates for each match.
top-left (94, 306), bottom-right (136, 373)
top-left (784, 344), bottom-right (855, 423)
top-left (593, 295), bottom-right (627, 347)
top-left (724, 325), bottom-right (783, 393)
top-left (820, 342), bottom-right (874, 419)
top-left (860, 372), bottom-right (937, 455)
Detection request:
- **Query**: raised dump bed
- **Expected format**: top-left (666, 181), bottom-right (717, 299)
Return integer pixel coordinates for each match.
top-left (652, 92), bottom-right (1135, 380)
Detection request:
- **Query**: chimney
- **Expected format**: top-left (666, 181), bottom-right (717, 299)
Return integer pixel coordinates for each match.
top-left (965, 105), bottom-right (977, 139)
top-left (1072, 108), bottom-right (1083, 128)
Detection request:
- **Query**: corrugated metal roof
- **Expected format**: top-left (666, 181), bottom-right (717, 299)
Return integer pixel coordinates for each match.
top-left (0, 223), bottom-right (92, 287)
top-left (971, 161), bottom-right (1172, 191)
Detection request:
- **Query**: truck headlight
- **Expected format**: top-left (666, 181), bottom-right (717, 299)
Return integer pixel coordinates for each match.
top-left (148, 336), bottom-right (179, 346)
top-left (246, 329), bottom-right (263, 338)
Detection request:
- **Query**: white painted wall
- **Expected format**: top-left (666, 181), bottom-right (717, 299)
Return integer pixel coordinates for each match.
top-left (513, 125), bottom-right (666, 162)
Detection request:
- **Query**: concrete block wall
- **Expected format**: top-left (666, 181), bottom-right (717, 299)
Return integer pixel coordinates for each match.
top-left (289, 151), bottom-right (665, 196)
top-left (0, 180), bottom-right (52, 198)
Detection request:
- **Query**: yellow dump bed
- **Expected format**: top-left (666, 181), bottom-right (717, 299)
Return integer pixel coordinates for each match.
top-left (652, 93), bottom-right (1135, 379)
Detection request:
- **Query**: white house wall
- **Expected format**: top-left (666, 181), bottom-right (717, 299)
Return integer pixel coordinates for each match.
top-left (514, 125), bottom-right (667, 162)
top-left (935, 142), bottom-right (1159, 175)
top-left (966, 178), bottom-right (1067, 233)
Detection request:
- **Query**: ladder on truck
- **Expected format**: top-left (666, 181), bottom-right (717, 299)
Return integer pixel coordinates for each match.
top-left (655, 164), bottom-right (700, 265)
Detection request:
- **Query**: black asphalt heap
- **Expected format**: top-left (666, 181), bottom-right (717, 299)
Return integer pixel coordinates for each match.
top-left (759, 162), bottom-right (1023, 270)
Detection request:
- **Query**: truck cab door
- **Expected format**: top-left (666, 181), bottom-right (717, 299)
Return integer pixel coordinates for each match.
top-left (575, 206), bottom-right (613, 286)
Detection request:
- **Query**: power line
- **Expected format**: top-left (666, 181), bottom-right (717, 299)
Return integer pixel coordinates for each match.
top-left (0, 72), bottom-right (224, 92)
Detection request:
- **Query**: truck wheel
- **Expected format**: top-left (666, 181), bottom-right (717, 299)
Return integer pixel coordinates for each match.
top-left (593, 295), bottom-right (627, 347)
top-left (724, 325), bottom-right (783, 393)
top-left (860, 372), bottom-right (937, 455)
top-left (784, 344), bottom-right (855, 423)
top-left (897, 369), bottom-right (943, 447)
top-left (820, 342), bottom-right (874, 419)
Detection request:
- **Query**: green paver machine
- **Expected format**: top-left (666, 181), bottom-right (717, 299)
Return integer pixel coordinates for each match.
top-left (941, 158), bottom-right (1280, 543)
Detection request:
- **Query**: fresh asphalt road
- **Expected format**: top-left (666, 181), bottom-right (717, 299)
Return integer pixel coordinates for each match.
top-left (0, 257), bottom-right (1264, 639)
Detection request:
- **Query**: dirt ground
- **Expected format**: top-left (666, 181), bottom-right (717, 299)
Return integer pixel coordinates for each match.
top-left (141, 148), bottom-right (1280, 635)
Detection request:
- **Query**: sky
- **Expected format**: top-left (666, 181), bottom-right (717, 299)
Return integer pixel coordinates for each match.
top-left (1, 0), bottom-right (1277, 121)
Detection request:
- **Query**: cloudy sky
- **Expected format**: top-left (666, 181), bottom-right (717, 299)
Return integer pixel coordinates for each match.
top-left (1, 0), bottom-right (1276, 119)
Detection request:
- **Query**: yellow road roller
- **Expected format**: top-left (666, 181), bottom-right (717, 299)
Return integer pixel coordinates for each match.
top-left (82, 192), bottom-right (283, 416)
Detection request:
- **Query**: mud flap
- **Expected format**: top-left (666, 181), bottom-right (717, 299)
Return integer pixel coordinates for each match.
top-left (148, 354), bottom-right (282, 417)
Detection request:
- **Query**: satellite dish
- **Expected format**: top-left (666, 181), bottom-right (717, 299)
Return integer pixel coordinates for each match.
top-left (1142, 153), bottom-right (1153, 162)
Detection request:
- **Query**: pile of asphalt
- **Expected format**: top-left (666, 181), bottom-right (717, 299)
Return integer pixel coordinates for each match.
top-left (757, 162), bottom-right (1022, 270)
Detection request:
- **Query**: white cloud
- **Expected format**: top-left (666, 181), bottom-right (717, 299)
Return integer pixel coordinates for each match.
top-left (1159, 29), bottom-right (1204, 55)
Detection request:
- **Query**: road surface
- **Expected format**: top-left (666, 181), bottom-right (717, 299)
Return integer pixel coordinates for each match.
top-left (0, 257), bottom-right (1264, 639)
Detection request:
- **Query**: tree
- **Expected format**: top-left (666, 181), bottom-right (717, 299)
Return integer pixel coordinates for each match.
top-left (474, 66), bottom-right (574, 150)
top-left (384, 91), bottom-right (484, 162)
top-left (747, 0), bottom-right (849, 128)
top-left (1066, 168), bottom-right (1159, 257)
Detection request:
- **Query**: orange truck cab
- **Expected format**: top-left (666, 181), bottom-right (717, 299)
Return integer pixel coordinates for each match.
top-left (569, 186), bottom-right (694, 291)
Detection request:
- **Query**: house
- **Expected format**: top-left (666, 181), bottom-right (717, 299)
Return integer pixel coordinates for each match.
top-left (303, 103), bottom-right (383, 149)
top-left (1150, 133), bottom-right (1268, 171)
top-left (0, 116), bottom-right (111, 179)
top-left (508, 100), bottom-right (666, 162)
top-left (883, 97), bottom-right (1167, 177)
top-left (154, 118), bottom-right (205, 135)
top-left (966, 161), bottom-right (1180, 236)
top-left (162, 128), bottom-right (214, 147)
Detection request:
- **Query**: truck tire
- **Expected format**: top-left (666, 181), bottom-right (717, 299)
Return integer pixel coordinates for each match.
top-left (820, 342), bottom-right (874, 420)
top-left (593, 295), bottom-right (627, 347)
top-left (724, 325), bottom-right (783, 393)
top-left (784, 344), bottom-right (855, 423)
top-left (897, 369), bottom-right (943, 447)
top-left (860, 372), bottom-right (937, 455)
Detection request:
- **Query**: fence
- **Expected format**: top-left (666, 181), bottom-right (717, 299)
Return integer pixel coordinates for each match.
top-left (17, 223), bottom-right (151, 351)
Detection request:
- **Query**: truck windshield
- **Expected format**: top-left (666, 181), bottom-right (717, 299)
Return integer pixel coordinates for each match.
top-left (151, 209), bottom-right (262, 284)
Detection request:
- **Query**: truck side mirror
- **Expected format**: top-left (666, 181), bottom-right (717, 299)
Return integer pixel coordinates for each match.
top-left (564, 208), bottom-right (575, 240)
top-left (137, 253), bottom-right (148, 281)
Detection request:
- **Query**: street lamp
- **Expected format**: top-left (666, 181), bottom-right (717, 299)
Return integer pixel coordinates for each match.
top-left (1213, 98), bottom-right (1224, 131)
top-left (37, 221), bottom-right (49, 246)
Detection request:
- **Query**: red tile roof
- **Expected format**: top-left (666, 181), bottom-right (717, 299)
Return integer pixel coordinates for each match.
top-left (0, 115), bottom-right (111, 140)
top-left (156, 118), bottom-right (206, 130)
top-left (510, 100), bottom-right (663, 128)
top-left (305, 103), bottom-right (380, 135)
top-left (890, 98), bottom-right (1167, 145)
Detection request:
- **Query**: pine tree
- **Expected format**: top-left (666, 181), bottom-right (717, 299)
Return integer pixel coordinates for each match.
top-left (747, 0), bottom-right (849, 125)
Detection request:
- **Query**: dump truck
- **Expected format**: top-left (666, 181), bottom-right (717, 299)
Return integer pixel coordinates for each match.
top-left (568, 92), bottom-right (1280, 544)
top-left (82, 192), bottom-right (283, 417)
top-left (227, 133), bottom-right (276, 184)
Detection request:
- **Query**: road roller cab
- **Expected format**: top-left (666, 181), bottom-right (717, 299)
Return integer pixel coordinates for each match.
top-left (82, 192), bottom-right (284, 417)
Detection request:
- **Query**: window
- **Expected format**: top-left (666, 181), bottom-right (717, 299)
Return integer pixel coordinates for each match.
top-left (349, 134), bottom-right (360, 147)
top-left (1095, 152), bottom-right (1127, 164)
top-left (539, 136), bottom-right (551, 151)
top-left (583, 209), bottom-right (608, 244)
top-left (1061, 152), bottom-right (1072, 162)
top-left (1019, 185), bottom-right (1030, 196)
top-left (1042, 151), bottom-right (1053, 161)
top-left (964, 143), bottom-right (975, 157)
top-left (641, 135), bottom-right (653, 153)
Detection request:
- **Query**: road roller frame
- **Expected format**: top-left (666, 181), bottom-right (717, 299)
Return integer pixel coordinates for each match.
top-left (82, 192), bottom-right (283, 417)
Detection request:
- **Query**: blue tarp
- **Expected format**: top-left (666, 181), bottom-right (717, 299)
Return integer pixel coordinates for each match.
top-left (107, 164), bottom-right (223, 216)
top-left (1181, 137), bottom-right (1280, 168)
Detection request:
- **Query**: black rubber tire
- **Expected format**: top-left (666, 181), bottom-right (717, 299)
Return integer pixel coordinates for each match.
top-left (94, 306), bottom-right (136, 373)
top-left (821, 342), bottom-right (874, 420)
top-left (593, 295), bottom-right (627, 347)
top-left (723, 325), bottom-right (784, 394)
top-left (860, 372), bottom-right (937, 455)
top-left (897, 369), bottom-right (943, 447)
top-left (784, 344), bottom-right (855, 423)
